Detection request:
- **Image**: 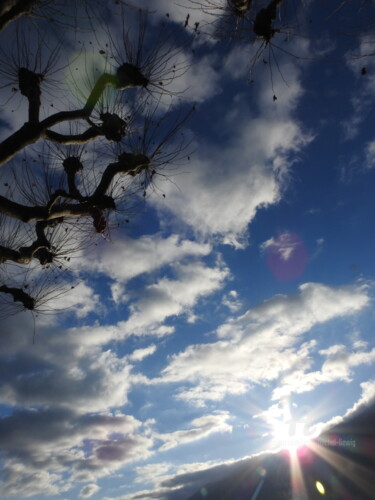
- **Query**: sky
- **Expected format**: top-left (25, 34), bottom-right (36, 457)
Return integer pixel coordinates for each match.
top-left (1, 0), bottom-right (375, 499)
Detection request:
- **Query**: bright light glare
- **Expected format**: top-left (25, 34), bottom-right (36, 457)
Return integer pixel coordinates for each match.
top-left (316, 480), bottom-right (325, 495)
top-left (272, 420), bottom-right (310, 451)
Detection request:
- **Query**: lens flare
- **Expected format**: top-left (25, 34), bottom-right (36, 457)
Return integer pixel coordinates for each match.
top-left (316, 480), bottom-right (325, 494)
top-left (264, 232), bottom-right (308, 281)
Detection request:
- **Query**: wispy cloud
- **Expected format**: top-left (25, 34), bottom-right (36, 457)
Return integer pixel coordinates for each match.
top-left (156, 411), bottom-right (232, 451)
top-left (128, 344), bottom-right (158, 362)
top-left (77, 234), bottom-right (211, 289)
top-left (120, 259), bottom-right (229, 336)
top-left (272, 344), bottom-right (375, 399)
top-left (364, 138), bottom-right (375, 168)
top-left (79, 483), bottom-right (101, 498)
top-left (152, 282), bottom-right (370, 405)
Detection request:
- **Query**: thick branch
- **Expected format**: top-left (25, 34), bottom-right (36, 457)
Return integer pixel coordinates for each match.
top-left (46, 189), bottom-right (77, 211)
top-left (92, 153), bottom-right (150, 199)
top-left (0, 194), bottom-right (46, 221)
top-left (0, 245), bottom-right (28, 264)
top-left (0, 110), bottom-right (87, 167)
top-left (20, 221), bottom-right (54, 265)
top-left (28, 93), bottom-right (41, 124)
top-left (0, 0), bottom-right (38, 32)
top-left (0, 70), bottom-right (140, 167)
top-left (41, 109), bottom-right (90, 130)
top-left (0, 285), bottom-right (35, 310)
top-left (0, 153), bottom-right (150, 224)
top-left (18, 68), bottom-right (42, 124)
top-left (62, 159), bottom-right (83, 199)
top-left (253, 0), bottom-right (284, 41)
top-left (0, 221), bottom-right (53, 265)
top-left (45, 127), bottom-right (103, 145)
top-left (0, 194), bottom-right (112, 222)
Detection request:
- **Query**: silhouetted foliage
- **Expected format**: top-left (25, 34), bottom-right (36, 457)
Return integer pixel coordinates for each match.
top-left (0, 0), bottom-right (192, 316)
top-left (1, 0), bottom-right (375, 315)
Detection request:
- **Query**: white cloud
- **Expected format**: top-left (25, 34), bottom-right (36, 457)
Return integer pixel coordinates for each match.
top-left (77, 234), bottom-right (211, 292)
top-left (121, 260), bottom-right (229, 336)
top-left (222, 289), bottom-right (242, 312)
top-left (0, 313), bottom-right (138, 412)
top-left (223, 45), bottom-right (250, 80)
top-left (156, 411), bottom-right (232, 451)
top-left (46, 282), bottom-right (100, 318)
top-left (0, 461), bottom-right (70, 499)
top-left (136, 0), bottom-right (221, 29)
top-left (313, 379), bottom-right (375, 436)
top-left (153, 82), bottom-right (312, 247)
top-left (119, 455), bottom-right (263, 500)
top-left (153, 282), bottom-right (370, 405)
top-left (0, 409), bottom-right (153, 498)
top-left (272, 345), bottom-right (375, 399)
top-left (128, 344), bottom-right (158, 362)
top-left (135, 462), bottom-right (173, 484)
top-left (0, 255), bottom-right (230, 495)
top-left (0, 346), bottom-right (132, 411)
top-left (169, 53), bottom-right (221, 103)
top-left (350, 379), bottom-right (375, 411)
top-left (261, 233), bottom-right (299, 261)
top-left (365, 138), bottom-right (375, 168)
top-left (80, 483), bottom-right (101, 498)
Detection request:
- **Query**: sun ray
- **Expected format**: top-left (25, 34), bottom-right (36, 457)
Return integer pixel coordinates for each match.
top-left (289, 448), bottom-right (309, 500)
top-left (308, 440), bottom-right (375, 498)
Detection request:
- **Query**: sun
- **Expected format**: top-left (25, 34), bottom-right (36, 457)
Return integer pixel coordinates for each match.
top-left (269, 417), bottom-right (314, 500)
top-left (271, 419), bottom-right (312, 452)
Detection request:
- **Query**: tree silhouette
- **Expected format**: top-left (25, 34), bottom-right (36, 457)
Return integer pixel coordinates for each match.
top-left (0, 1), bottom-right (191, 315)
top-left (190, 0), bottom-right (375, 88)
top-left (0, 0), bottom-right (373, 316)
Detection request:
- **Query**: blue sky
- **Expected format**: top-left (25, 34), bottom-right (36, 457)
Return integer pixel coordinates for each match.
top-left (1, 1), bottom-right (375, 499)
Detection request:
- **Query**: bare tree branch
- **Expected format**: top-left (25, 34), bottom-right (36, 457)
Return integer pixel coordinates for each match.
top-left (0, 66), bottom-right (154, 167)
top-left (45, 127), bottom-right (103, 145)
top-left (0, 1), bottom-right (192, 314)
top-left (0, 284), bottom-right (35, 309)
top-left (0, 221), bottom-right (52, 265)
top-left (0, 0), bottom-right (39, 32)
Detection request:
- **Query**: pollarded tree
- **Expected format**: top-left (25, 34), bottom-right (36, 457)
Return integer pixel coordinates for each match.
top-left (189, 0), bottom-right (375, 91)
top-left (0, 1), bottom-right (192, 316)
top-left (1, 0), bottom-right (372, 317)
top-left (187, 0), bottom-right (311, 95)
